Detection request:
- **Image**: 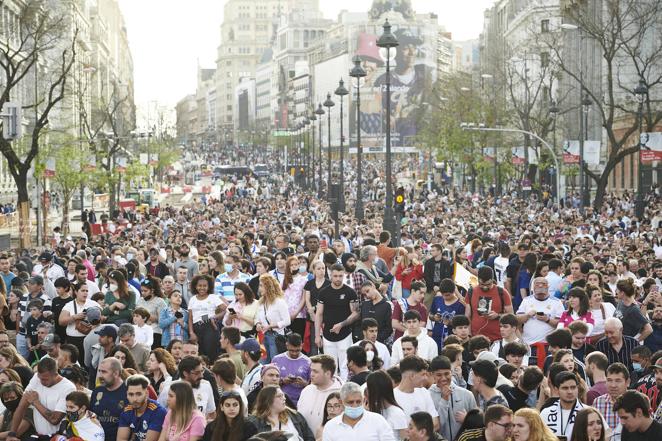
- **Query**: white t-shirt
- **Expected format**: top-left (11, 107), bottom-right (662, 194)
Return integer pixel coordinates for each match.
top-left (393, 387), bottom-right (439, 420)
top-left (158, 379), bottom-right (216, 416)
top-left (517, 295), bottom-right (565, 344)
top-left (188, 295), bottom-right (223, 324)
top-left (133, 324), bottom-right (154, 347)
top-left (382, 405), bottom-right (408, 440)
top-left (590, 302), bottom-right (616, 337)
top-left (63, 299), bottom-right (101, 337)
top-left (494, 256), bottom-right (509, 288)
top-left (25, 374), bottom-right (76, 435)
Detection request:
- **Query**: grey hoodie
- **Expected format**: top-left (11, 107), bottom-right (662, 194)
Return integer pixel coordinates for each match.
top-left (429, 383), bottom-right (477, 441)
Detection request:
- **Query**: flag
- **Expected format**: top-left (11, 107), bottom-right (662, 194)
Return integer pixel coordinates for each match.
top-left (453, 262), bottom-right (478, 291)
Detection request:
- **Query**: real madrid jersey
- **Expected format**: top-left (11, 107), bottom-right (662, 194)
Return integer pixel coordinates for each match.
top-left (118, 399), bottom-right (167, 441)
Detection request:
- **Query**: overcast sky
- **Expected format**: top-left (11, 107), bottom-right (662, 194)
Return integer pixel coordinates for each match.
top-left (117, 0), bottom-right (494, 120)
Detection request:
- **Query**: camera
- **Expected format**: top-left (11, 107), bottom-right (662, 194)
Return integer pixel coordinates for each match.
top-left (174, 311), bottom-right (183, 319)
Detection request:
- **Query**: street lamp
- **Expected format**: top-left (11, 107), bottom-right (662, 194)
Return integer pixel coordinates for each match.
top-left (335, 79), bottom-right (349, 212)
top-left (315, 103), bottom-right (325, 198)
top-left (323, 93), bottom-right (335, 200)
top-left (634, 79), bottom-right (648, 219)
top-left (303, 117), bottom-right (310, 189)
top-left (309, 111), bottom-right (317, 193)
top-left (581, 93), bottom-right (592, 208)
top-left (350, 55), bottom-right (367, 220)
top-left (377, 19), bottom-right (399, 241)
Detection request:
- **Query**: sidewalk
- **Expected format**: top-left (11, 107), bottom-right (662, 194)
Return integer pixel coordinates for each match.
top-left (0, 212), bottom-right (83, 248)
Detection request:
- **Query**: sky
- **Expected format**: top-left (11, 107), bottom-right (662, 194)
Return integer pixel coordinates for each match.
top-left (117, 0), bottom-right (495, 125)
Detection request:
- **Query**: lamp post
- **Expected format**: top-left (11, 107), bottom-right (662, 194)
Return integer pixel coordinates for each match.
top-left (581, 93), bottom-right (592, 208)
top-left (549, 100), bottom-right (560, 200)
top-left (303, 117), bottom-right (310, 189)
top-left (323, 93), bottom-right (335, 200)
top-left (634, 79), bottom-right (648, 219)
top-left (350, 55), bottom-right (367, 220)
top-left (335, 79), bottom-right (349, 212)
top-left (377, 19), bottom-right (399, 240)
top-left (309, 111), bottom-right (317, 193)
top-left (315, 103), bottom-right (325, 198)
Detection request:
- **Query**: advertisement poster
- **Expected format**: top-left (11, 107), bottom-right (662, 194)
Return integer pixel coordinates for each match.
top-left (511, 147), bottom-right (539, 165)
top-left (349, 26), bottom-right (437, 148)
top-left (640, 132), bottom-right (662, 163)
top-left (562, 140), bottom-right (601, 165)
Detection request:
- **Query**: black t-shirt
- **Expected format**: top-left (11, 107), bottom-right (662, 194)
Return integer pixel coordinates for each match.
top-left (615, 301), bottom-right (649, 337)
top-left (51, 296), bottom-right (74, 340)
top-left (622, 420), bottom-right (662, 441)
top-left (349, 370), bottom-right (370, 386)
top-left (318, 284), bottom-right (358, 342)
top-left (304, 278), bottom-right (330, 309)
top-left (502, 385), bottom-right (530, 412)
top-left (360, 298), bottom-right (393, 343)
top-left (506, 258), bottom-right (521, 283)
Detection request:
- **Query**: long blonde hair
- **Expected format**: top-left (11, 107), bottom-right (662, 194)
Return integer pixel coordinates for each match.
top-left (514, 408), bottom-right (558, 441)
top-left (168, 381), bottom-right (197, 435)
top-left (259, 274), bottom-right (284, 306)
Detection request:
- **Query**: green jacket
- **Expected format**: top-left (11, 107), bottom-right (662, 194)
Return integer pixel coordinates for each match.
top-left (102, 291), bottom-right (135, 324)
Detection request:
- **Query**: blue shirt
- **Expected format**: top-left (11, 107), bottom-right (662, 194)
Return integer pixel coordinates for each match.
top-left (1, 272), bottom-right (15, 291)
top-left (91, 383), bottom-right (128, 441)
top-left (214, 272), bottom-right (251, 301)
top-left (429, 297), bottom-right (465, 350)
top-left (118, 398), bottom-right (167, 441)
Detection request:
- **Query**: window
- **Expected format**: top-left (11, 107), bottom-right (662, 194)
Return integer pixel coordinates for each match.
top-left (540, 52), bottom-right (550, 68)
top-left (541, 19), bottom-right (550, 33)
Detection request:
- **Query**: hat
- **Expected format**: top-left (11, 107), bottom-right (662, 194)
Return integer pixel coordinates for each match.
top-left (355, 32), bottom-right (382, 64)
top-left (470, 351), bottom-right (505, 367)
top-left (394, 28), bottom-right (423, 46)
top-left (261, 363), bottom-right (279, 377)
top-left (653, 360), bottom-right (662, 370)
top-left (95, 325), bottom-right (118, 339)
top-left (28, 275), bottom-right (44, 285)
top-left (41, 334), bottom-right (61, 349)
top-left (39, 251), bottom-right (53, 261)
top-left (235, 338), bottom-right (261, 355)
top-left (341, 252), bottom-right (356, 266)
top-left (86, 307), bottom-right (102, 323)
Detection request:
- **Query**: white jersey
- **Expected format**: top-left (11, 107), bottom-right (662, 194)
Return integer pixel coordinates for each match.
top-left (494, 256), bottom-right (509, 288)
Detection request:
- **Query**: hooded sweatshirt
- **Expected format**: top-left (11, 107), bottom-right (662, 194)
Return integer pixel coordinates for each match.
top-left (429, 383), bottom-right (477, 441)
top-left (296, 375), bottom-right (343, 434)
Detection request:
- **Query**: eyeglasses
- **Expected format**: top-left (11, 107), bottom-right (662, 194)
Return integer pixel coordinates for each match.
top-left (493, 422), bottom-right (513, 430)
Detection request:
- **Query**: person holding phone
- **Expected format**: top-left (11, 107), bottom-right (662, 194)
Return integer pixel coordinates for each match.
top-left (516, 277), bottom-right (565, 345)
top-left (188, 275), bottom-right (226, 363)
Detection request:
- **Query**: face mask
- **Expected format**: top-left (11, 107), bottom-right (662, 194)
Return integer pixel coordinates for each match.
top-left (224, 264), bottom-right (233, 273)
top-left (109, 283), bottom-right (118, 292)
top-left (366, 350), bottom-right (375, 362)
top-left (126, 253), bottom-right (134, 261)
top-left (344, 405), bottom-right (364, 419)
top-left (298, 265), bottom-right (307, 274)
top-left (632, 362), bottom-right (642, 371)
top-left (3, 398), bottom-right (19, 412)
top-left (67, 409), bottom-right (82, 422)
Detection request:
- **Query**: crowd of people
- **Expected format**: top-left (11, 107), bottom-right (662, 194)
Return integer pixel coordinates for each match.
top-left (0, 151), bottom-right (660, 441)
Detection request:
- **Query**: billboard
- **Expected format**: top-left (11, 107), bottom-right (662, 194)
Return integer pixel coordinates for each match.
top-left (640, 132), bottom-right (662, 163)
top-left (349, 25), bottom-right (437, 149)
top-left (562, 140), bottom-right (601, 165)
top-left (511, 147), bottom-right (539, 165)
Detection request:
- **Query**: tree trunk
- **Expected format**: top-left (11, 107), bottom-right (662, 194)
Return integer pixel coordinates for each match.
top-left (61, 192), bottom-right (71, 236)
top-left (592, 173), bottom-right (610, 212)
top-left (16, 170), bottom-right (31, 249)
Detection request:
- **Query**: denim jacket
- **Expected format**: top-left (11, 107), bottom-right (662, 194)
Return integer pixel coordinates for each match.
top-left (159, 306), bottom-right (189, 346)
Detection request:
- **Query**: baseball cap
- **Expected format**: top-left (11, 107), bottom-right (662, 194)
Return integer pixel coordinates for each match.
top-left (41, 334), bottom-right (61, 349)
top-left (653, 360), bottom-right (662, 370)
top-left (28, 275), bottom-right (44, 285)
top-left (235, 338), bottom-right (261, 355)
top-left (39, 252), bottom-right (53, 262)
top-left (95, 325), bottom-right (118, 339)
top-left (470, 351), bottom-right (505, 367)
top-left (86, 307), bottom-right (102, 323)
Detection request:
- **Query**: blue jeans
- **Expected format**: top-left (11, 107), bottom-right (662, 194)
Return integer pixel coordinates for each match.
top-left (262, 331), bottom-right (278, 363)
top-left (15, 333), bottom-right (28, 359)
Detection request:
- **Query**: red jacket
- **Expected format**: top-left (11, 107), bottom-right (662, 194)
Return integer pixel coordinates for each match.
top-left (395, 263), bottom-right (424, 290)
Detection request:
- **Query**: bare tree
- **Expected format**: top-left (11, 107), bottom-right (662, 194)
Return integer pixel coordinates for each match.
top-left (0, 2), bottom-right (78, 248)
top-left (544, 0), bottom-right (662, 210)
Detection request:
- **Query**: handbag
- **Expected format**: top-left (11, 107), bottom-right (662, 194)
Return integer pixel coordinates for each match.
top-left (263, 304), bottom-right (290, 354)
top-left (73, 301), bottom-right (93, 335)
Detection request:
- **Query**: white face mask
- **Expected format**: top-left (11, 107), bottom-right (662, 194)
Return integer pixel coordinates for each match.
top-left (366, 350), bottom-right (375, 362)
top-left (109, 283), bottom-right (118, 292)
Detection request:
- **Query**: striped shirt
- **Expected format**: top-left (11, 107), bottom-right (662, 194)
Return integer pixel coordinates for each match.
top-left (214, 272), bottom-right (251, 301)
top-left (18, 292), bottom-right (52, 335)
top-left (595, 335), bottom-right (639, 371)
top-left (593, 394), bottom-right (620, 430)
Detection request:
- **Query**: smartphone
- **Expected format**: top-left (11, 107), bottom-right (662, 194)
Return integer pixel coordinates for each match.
top-left (228, 308), bottom-right (236, 315)
top-left (202, 314), bottom-right (209, 322)
top-left (536, 311), bottom-right (545, 316)
top-left (320, 239), bottom-right (328, 249)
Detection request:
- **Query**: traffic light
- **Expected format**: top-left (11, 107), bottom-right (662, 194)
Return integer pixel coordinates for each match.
top-left (395, 186), bottom-right (405, 213)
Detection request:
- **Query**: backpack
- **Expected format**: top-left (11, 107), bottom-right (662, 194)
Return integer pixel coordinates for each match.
top-left (467, 286), bottom-right (507, 313)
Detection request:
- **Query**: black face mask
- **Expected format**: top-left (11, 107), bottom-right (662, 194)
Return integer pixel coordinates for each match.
top-left (67, 409), bottom-right (82, 422)
top-left (3, 398), bottom-right (19, 412)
